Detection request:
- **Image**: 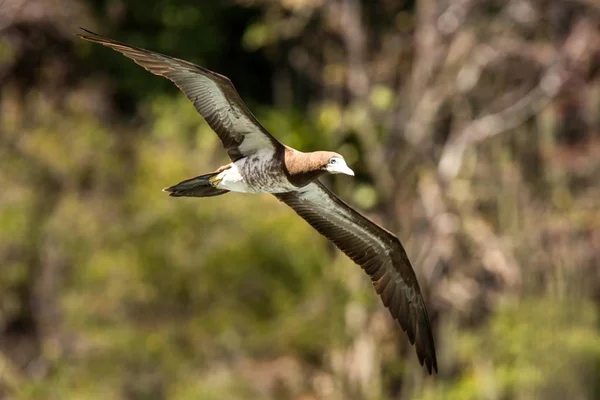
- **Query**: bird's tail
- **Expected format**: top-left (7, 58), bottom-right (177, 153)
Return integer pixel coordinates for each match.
top-left (163, 172), bottom-right (229, 198)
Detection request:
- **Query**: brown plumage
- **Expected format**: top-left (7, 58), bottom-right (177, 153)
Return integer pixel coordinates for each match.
top-left (282, 149), bottom-right (341, 187)
top-left (78, 29), bottom-right (438, 374)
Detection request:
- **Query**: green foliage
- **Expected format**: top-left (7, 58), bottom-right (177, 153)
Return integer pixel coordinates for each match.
top-left (418, 298), bottom-right (600, 400)
top-left (2, 1), bottom-right (600, 398)
top-left (0, 92), bottom-right (355, 399)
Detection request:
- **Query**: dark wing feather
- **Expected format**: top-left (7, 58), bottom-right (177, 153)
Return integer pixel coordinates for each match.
top-left (77, 28), bottom-right (282, 161)
top-left (275, 181), bottom-right (437, 374)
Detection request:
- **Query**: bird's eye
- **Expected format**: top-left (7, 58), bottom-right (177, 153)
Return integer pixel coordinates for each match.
top-left (329, 158), bottom-right (338, 164)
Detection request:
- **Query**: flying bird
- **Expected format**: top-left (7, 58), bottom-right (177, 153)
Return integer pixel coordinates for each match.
top-left (77, 28), bottom-right (438, 374)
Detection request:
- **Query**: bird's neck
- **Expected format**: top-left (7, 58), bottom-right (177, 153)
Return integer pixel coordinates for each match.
top-left (282, 148), bottom-right (327, 187)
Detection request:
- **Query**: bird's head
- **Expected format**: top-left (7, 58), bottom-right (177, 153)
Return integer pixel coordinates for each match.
top-left (321, 152), bottom-right (354, 176)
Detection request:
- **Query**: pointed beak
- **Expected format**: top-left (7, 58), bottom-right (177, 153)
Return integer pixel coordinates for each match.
top-left (328, 161), bottom-right (355, 176)
top-left (340, 165), bottom-right (355, 176)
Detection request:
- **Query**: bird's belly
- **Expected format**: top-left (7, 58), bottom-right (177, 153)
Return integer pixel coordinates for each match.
top-left (215, 155), bottom-right (296, 194)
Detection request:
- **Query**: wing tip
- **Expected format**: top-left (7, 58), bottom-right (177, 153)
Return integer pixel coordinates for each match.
top-left (406, 324), bottom-right (438, 375)
top-left (414, 301), bottom-right (439, 375)
top-left (75, 27), bottom-right (99, 40)
top-left (417, 345), bottom-right (439, 375)
top-left (387, 288), bottom-right (438, 374)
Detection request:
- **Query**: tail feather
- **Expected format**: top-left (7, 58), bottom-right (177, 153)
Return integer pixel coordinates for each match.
top-left (163, 172), bottom-right (229, 198)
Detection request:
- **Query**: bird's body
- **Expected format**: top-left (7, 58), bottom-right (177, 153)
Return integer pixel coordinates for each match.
top-left (214, 149), bottom-right (293, 194)
top-left (78, 29), bottom-right (438, 374)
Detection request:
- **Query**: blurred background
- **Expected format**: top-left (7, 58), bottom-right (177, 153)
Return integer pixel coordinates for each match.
top-left (1, 0), bottom-right (600, 399)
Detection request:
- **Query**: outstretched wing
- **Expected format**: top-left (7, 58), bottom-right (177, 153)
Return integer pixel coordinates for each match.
top-left (77, 29), bottom-right (282, 161)
top-left (275, 181), bottom-right (437, 373)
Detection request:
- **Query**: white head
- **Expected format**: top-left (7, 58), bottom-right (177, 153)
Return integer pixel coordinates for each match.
top-left (324, 154), bottom-right (355, 176)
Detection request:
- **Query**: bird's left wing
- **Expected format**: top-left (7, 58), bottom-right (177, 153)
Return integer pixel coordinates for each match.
top-left (274, 181), bottom-right (438, 374)
top-left (77, 29), bottom-right (282, 161)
